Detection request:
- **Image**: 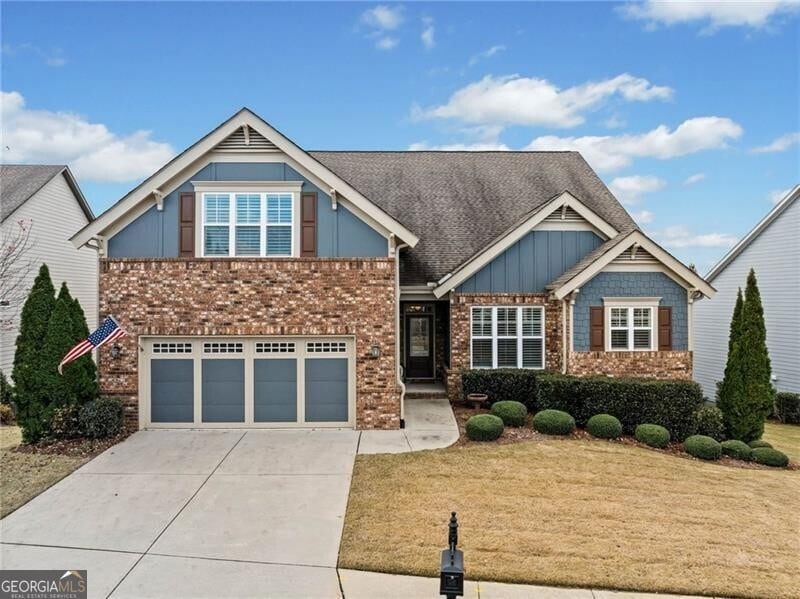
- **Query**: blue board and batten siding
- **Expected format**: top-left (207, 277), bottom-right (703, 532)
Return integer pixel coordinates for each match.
top-left (107, 162), bottom-right (387, 258)
top-left (457, 231), bottom-right (604, 293)
top-left (572, 272), bottom-right (688, 351)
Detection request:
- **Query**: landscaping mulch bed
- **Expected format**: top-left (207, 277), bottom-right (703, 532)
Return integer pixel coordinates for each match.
top-left (12, 430), bottom-right (131, 459)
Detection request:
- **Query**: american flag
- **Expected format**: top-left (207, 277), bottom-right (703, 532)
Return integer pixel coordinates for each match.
top-left (58, 316), bottom-right (128, 374)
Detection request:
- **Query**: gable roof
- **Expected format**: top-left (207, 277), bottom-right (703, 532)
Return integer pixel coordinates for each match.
top-left (310, 150), bottom-right (637, 286)
top-left (704, 184), bottom-right (800, 282)
top-left (0, 164), bottom-right (93, 223)
top-left (71, 108), bottom-right (419, 248)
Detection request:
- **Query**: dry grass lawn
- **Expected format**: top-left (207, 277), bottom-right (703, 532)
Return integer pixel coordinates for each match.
top-left (340, 438), bottom-right (800, 598)
top-left (763, 421), bottom-right (800, 461)
top-left (0, 425), bottom-right (86, 519)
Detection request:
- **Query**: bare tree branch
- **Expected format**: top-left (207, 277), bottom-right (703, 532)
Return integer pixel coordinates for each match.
top-left (0, 219), bottom-right (36, 331)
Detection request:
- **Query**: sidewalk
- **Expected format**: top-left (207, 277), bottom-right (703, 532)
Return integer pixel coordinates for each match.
top-left (338, 569), bottom-right (722, 599)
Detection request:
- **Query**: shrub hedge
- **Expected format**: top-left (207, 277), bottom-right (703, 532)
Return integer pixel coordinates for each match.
top-left (748, 439), bottom-right (772, 449)
top-left (751, 447), bottom-right (789, 468)
top-left (587, 414), bottom-right (623, 439)
top-left (79, 397), bottom-right (123, 439)
top-left (490, 401), bottom-right (527, 427)
top-left (465, 414), bottom-right (504, 441)
top-left (694, 405), bottom-right (725, 441)
top-left (462, 369), bottom-right (537, 408)
top-left (635, 424), bottom-right (671, 448)
top-left (537, 375), bottom-right (702, 440)
top-left (532, 409), bottom-right (575, 436)
top-left (684, 435), bottom-right (722, 460)
top-left (720, 440), bottom-right (753, 461)
top-left (775, 392), bottom-right (800, 425)
top-left (49, 405), bottom-right (82, 439)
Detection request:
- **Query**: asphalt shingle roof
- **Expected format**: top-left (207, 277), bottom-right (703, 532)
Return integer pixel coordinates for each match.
top-left (0, 164), bottom-right (67, 222)
top-left (310, 151), bottom-right (637, 286)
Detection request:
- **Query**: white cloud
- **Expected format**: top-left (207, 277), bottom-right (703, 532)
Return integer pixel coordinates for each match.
top-left (683, 172), bottom-right (706, 186)
top-left (768, 187), bottom-right (793, 204)
top-left (632, 210), bottom-right (655, 224)
top-left (375, 36), bottom-right (399, 50)
top-left (468, 45), bottom-right (506, 66)
top-left (620, 0), bottom-right (800, 32)
top-left (527, 117), bottom-right (743, 171)
top-left (0, 90), bottom-right (175, 183)
top-left (417, 73), bottom-right (673, 129)
top-left (2, 43), bottom-right (67, 67)
top-left (360, 5), bottom-right (404, 30)
top-left (421, 17), bottom-right (435, 49)
top-left (654, 225), bottom-right (738, 249)
top-left (609, 175), bottom-right (666, 205)
top-left (751, 132), bottom-right (800, 154)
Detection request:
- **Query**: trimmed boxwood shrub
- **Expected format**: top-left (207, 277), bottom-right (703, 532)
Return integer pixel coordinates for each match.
top-left (748, 439), bottom-right (772, 449)
top-left (720, 440), bottom-right (753, 461)
top-left (465, 414), bottom-right (504, 441)
top-left (532, 409), bottom-right (575, 436)
top-left (537, 374), bottom-right (702, 440)
top-left (490, 401), bottom-right (527, 427)
top-left (635, 424), bottom-right (671, 448)
top-left (49, 404), bottom-right (82, 439)
top-left (694, 405), bottom-right (725, 441)
top-left (751, 447), bottom-right (789, 467)
top-left (79, 397), bottom-right (123, 439)
top-left (684, 435), bottom-right (722, 460)
top-left (587, 414), bottom-right (622, 439)
top-left (775, 392), bottom-right (800, 424)
top-left (462, 369), bottom-right (538, 409)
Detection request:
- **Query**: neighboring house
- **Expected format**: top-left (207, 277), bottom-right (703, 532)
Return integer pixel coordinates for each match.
top-left (71, 108), bottom-right (714, 430)
top-left (694, 185), bottom-right (800, 398)
top-left (0, 165), bottom-right (97, 374)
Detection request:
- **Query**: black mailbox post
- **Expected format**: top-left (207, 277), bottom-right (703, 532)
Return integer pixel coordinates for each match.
top-left (439, 512), bottom-right (464, 599)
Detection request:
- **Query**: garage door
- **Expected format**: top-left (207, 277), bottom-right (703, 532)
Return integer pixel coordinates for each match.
top-left (141, 337), bottom-right (354, 428)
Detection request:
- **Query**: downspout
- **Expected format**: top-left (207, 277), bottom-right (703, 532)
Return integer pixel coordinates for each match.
top-left (394, 242), bottom-right (409, 426)
top-left (564, 289), bottom-right (579, 374)
top-left (561, 298), bottom-right (568, 374)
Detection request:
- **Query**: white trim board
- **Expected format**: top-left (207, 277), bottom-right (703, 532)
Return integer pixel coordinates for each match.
top-left (72, 108), bottom-right (419, 249)
top-left (433, 191), bottom-right (618, 298)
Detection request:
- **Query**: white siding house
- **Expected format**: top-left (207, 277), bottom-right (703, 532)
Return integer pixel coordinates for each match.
top-left (694, 186), bottom-right (800, 398)
top-left (0, 165), bottom-right (97, 375)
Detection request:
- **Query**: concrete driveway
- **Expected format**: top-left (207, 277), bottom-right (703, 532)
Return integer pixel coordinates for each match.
top-left (0, 429), bottom-right (358, 598)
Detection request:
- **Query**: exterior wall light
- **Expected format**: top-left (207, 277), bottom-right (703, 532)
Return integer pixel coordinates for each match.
top-left (110, 344), bottom-right (123, 359)
top-left (370, 344), bottom-right (381, 358)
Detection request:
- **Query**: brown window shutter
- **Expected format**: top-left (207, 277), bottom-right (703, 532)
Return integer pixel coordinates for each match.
top-left (179, 192), bottom-right (195, 257)
top-left (301, 192), bottom-right (317, 257)
top-left (589, 306), bottom-right (604, 352)
top-left (658, 306), bottom-right (672, 351)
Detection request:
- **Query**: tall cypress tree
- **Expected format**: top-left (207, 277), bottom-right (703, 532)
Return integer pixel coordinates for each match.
top-left (717, 288), bottom-right (744, 435)
top-left (66, 296), bottom-right (98, 404)
top-left (738, 269), bottom-right (774, 441)
top-left (41, 284), bottom-right (79, 412)
top-left (12, 264), bottom-right (56, 442)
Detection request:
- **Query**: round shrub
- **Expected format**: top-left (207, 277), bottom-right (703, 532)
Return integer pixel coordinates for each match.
top-left (720, 440), bottom-right (753, 461)
top-left (684, 435), bottom-right (722, 460)
top-left (490, 401), bottom-right (528, 427)
top-left (693, 405), bottom-right (725, 441)
top-left (532, 409), bottom-right (575, 436)
top-left (586, 414), bottom-right (623, 439)
top-left (748, 439), bottom-right (772, 449)
top-left (634, 424), bottom-right (670, 449)
top-left (79, 397), bottom-right (124, 439)
top-left (465, 414), bottom-right (504, 441)
top-left (49, 404), bottom-right (82, 439)
top-left (751, 447), bottom-right (789, 468)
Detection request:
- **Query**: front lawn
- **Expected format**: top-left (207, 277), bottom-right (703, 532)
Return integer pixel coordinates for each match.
top-left (340, 438), bottom-right (799, 598)
top-left (763, 421), bottom-right (800, 461)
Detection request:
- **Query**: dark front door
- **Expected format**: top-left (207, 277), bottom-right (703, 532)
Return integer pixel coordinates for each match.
top-left (406, 314), bottom-right (434, 379)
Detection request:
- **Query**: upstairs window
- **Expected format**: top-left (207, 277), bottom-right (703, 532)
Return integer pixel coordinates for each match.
top-left (202, 192), bottom-right (294, 257)
top-left (470, 306), bottom-right (545, 369)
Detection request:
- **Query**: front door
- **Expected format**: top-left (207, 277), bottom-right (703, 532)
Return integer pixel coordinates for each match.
top-left (406, 314), bottom-right (434, 379)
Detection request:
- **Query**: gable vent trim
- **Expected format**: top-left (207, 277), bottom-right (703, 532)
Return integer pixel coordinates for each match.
top-left (543, 206), bottom-right (584, 223)
top-left (215, 125), bottom-right (279, 152)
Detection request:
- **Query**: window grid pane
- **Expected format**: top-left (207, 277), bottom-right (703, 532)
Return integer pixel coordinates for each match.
top-left (610, 308), bottom-right (628, 328)
top-left (497, 307), bottom-right (517, 337)
top-left (267, 194), bottom-right (292, 224)
top-left (471, 339), bottom-right (492, 368)
top-left (610, 329), bottom-right (629, 349)
top-left (204, 226), bottom-right (229, 256)
top-left (634, 329), bottom-right (651, 349)
top-left (266, 226), bottom-right (292, 255)
top-left (522, 307), bottom-right (542, 337)
top-left (633, 308), bottom-right (650, 328)
top-left (471, 308), bottom-right (492, 337)
top-left (522, 338), bottom-right (544, 369)
top-left (204, 194), bottom-right (230, 224)
top-left (236, 194), bottom-right (261, 224)
top-left (497, 339), bottom-right (518, 368)
top-left (235, 226), bottom-right (261, 256)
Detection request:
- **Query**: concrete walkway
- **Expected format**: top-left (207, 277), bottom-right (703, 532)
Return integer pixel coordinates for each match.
top-left (358, 397), bottom-right (459, 454)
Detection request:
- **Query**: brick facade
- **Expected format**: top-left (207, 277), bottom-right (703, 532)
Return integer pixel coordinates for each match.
top-left (568, 350), bottom-right (693, 379)
top-left (99, 257), bottom-right (400, 429)
top-left (446, 293), bottom-right (564, 401)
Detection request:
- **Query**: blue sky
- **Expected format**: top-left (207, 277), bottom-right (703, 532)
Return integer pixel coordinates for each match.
top-left (2, 1), bottom-right (798, 271)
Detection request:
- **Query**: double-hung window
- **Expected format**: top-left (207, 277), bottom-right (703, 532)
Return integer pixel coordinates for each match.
top-left (202, 192), bottom-right (294, 257)
top-left (470, 306), bottom-right (545, 369)
top-left (608, 306), bottom-right (654, 351)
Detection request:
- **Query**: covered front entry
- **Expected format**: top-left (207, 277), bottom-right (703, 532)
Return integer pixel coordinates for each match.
top-left (401, 301), bottom-right (450, 382)
top-left (140, 336), bottom-right (355, 428)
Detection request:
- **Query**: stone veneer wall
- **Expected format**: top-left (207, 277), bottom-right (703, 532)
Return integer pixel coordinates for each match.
top-left (99, 258), bottom-right (400, 429)
top-left (568, 350), bottom-right (693, 379)
top-left (446, 293), bottom-right (563, 401)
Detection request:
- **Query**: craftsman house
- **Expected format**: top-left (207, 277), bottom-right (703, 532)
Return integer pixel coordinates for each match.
top-left (72, 108), bottom-right (715, 430)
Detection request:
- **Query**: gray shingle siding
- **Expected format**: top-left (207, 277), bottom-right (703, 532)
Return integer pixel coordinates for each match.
top-left (457, 230), bottom-right (603, 293)
top-left (573, 272), bottom-right (688, 352)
